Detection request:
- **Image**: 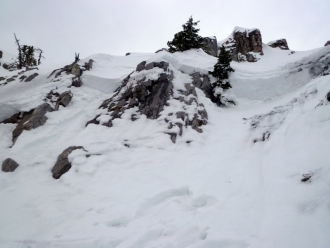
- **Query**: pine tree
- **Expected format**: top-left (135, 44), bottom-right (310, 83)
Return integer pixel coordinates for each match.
top-left (167, 16), bottom-right (204, 53)
top-left (209, 45), bottom-right (235, 105)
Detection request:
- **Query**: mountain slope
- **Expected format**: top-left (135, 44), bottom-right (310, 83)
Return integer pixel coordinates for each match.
top-left (0, 45), bottom-right (330, 248)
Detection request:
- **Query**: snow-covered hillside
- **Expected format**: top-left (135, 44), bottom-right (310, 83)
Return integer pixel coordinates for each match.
top-left (0, 40), bottom-right (330, 248)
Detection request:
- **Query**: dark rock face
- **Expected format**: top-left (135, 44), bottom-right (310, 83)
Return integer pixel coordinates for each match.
top-left (268, 39), bottom-right (290, 50)
top-left (71, 76), bottom-right (82, 87)
top-left (55, 91), bottom-right (72, 110)
top-left (12, 103), bottom-right (54, 143)
top-left (88, 61), bottom-right (208, 143)
top-left (136, 61), bottom-right (146, 72)
top-left (327, 92), bottom-right (330, 102)
top-left (25, 73), bottom-right (39, 82)
top-left (233, 29), bottom-right (262, 55)
top-left (203, 37), bottom-right (218, 57)
top-left (52, 146), bottom-right (84, 179)
top-left (221, 28), bottom-right (263, 62)
top-left (190, 72), bottom-right (213, 99)
top-left (325, 41), bottom-right (330, 47)
top-left (0, 51), bottom-right (2, 59)
top-left (2, 158), bottom-right (19, 172)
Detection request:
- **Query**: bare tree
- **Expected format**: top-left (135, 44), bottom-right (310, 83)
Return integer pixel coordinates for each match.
top-left (14, 33), bottom-right (23, 69)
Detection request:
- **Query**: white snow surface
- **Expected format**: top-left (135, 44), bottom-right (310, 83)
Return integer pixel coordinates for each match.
top-left (0, 47), bottom-right (330, 248)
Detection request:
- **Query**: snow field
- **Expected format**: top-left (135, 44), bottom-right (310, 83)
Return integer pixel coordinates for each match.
top-left (0, 47), bottom-right (330, 247)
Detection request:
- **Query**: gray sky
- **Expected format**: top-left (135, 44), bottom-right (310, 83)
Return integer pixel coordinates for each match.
top-left (1, 0), bottom-right (329, 64)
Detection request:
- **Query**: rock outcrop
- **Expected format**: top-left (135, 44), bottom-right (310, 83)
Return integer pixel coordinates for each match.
top-left (221, 27), bottom-right (263, 62)
top-left (2, 158), bottom-right (19, 172)
top-left (55, 91), bottom-right (73, 110)
top-left (87, 60), bottom-right (208, 143)
top-left (203, 37), bottom-right (218, 57)
top-left (190, 72), bottom-right (213, 99)
top-left (25, 73), bottom-right (39, 82)
top-left (0, 51), bottom-right (2, 59)
top-left (325, 41), bottom-right (330, 47)
top-left (52, 146), bottom-right (84, 179)
top-left (268, 39), bottom-right (290, 50)
top-left (12, 103), bottom-right (54, 143)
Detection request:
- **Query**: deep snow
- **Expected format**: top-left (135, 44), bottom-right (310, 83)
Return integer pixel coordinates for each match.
top-left (0, 44), bottom-right (330, 248)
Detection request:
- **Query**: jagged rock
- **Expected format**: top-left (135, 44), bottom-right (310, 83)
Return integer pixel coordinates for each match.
top-left (0, 77), bottom-right (6, 81)
top-left (190, 72), bottom-right (213, 99)
top-left (88, 61), bottom-right (208, 143)
top-left (52, 146), bottom-right (84, 179)
top-left (234, 28), bottom-right (262, 55)
top-left (55, 91), bottom-right (73, 110)
top-left (83, 59), bottom-right (93, 71)
top-left (203, 36), bottom-right (218, 57)
top-left (155, 48), bottom-right (168, 53)
top-left (71, 64), bottom-right (81, 76)
top-left (0, 51), bottom-right (2, 59)
top-left (12, 103), bottom-right (54, 143)
top-left (325, 41), bottom-right (330, 47)
top-left (25, 73), bottom-right (38, 82)
top-left (126, 53), bottom-right (131, 56)
top-left (136, 61), bottom-right (146, 72)
top-left (268, 39), bottom-right (290, 50)
top-left (71, 76), bottom-right (82, 87)
top-left (2, 158), bottom-right (19, 172)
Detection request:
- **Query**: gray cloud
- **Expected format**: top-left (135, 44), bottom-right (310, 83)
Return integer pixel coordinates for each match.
top-left (1, 0), bottom-right (329, 64)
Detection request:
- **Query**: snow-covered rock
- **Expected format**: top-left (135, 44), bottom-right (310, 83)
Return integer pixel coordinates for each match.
top-left (268, 39), bottom-right (290, 50)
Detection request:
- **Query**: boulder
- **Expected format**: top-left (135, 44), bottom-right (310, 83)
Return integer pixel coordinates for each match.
top-left (327, 92), bottom-right (330, 102)
top-left (203, 36), bottom-right (218, 57)
top-left (2, 158), bottom-right (19, 172)
top-left (0, 51), bottom-right (2, 59)
top-left (136, 61), bottom-right (146, 72)
top-left (55, 91), bottom-right (73, 110)
top-left (246, 53), bottom-right (257, 62)
top-left (25, 73), bottom-right (38, 82)
top-left (52, 146), bottom-right (84, 179)
top-left (268, 39), bottom-right (290, 50)
top-left (12, 103), bottom-right (54, 143)
top-left (325, 41), bottom-right (330, 47)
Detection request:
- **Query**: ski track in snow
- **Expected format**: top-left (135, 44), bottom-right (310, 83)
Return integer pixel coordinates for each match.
top-left (0, 47), bottom-right (330, 248)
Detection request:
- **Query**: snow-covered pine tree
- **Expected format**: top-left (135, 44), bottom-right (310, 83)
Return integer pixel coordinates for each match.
top-left (209, 45), bottom-right (235, 106)
top-left (167, 16), bottom-right (204, 53)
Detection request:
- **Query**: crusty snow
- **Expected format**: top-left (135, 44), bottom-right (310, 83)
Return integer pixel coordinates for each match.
top-left (0, 44), bottom-right (330, 248)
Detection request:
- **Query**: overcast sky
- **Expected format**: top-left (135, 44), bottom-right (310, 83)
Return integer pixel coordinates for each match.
top-left (1, 0), bottom-right (329, 64)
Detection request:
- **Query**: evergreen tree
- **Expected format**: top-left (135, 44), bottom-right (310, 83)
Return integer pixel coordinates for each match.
top-left (209, 45), bottom-right (235, 105)
top-left (167, 16), bottom-right (204, 53)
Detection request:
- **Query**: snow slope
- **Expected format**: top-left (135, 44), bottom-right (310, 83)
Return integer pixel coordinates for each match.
top-left (0, 46), bottom-right (330, 248)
